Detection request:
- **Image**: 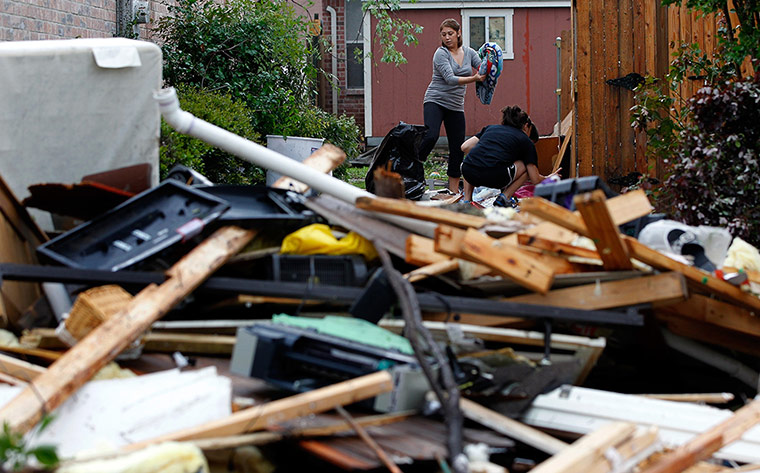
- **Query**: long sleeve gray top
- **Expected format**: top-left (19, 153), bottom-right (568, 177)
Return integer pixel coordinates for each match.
top-left (423, 46), bottom-right (481, 112)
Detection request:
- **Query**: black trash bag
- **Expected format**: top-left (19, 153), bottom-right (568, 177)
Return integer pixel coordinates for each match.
top-left (365, 122), bottom-right (428, 200)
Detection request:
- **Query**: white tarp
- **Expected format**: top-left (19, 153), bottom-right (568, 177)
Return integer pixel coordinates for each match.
top-left (0, 38), bottom-right (161, 230)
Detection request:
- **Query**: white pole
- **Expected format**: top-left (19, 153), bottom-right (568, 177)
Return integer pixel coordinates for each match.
top-left (154, 87), bottom-right (436, 237)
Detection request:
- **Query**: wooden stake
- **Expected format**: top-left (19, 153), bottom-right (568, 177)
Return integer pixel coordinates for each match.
top-left (335, 405), bottom-right (403, 473)
top-left (356, 196), bottom-right (487, 229)
top-left (640, 399), bottom-right (760, 473)
top-left (0, 226), bottom-right (256, 434)
top-left (272, 144), bottom-right (346, 193)
top-left (461, 398), bottom-right (569, 455)
top-left (126, 370), bottom-right (394, 448)
top-left (573, 190), bottom-right (633, 270)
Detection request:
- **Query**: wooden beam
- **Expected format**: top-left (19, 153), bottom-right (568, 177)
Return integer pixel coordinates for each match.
top-left (461, 228), bottom-right (555, 294)
top-left (624, 236), bottom-right (760, 312)
top-left (529, 422), bottom-right (638, 473)
top-left (656, 313), bottom-right (760, 358)
top-left (126, 370), bottom-right (394, 447)
top-left (574, 190), bottom-right (633, 270)
top-left (404, 259), bottom-right (459, 283)
top-left (586, 426), bottom-right (660, 473)
top-left (356, 196), bottom-right (487, 229)
top-left (0, 353), bottom-right (45, 382)
top-left (272, 144), bottom-right (346, 193)
top-left (405, 234), bottom-right (451, 266)
top-left (460, 398), bottom-right (569, 455)
top-left (517, 233), bottom-right (600, 260)
top-left (639, 393), bottom-right (734, 404)
top-left (433, 226), bottom-right (493, 279)
top-left (655, 293), bottom-right (760, 338)
top-left (0, 226), bottom-right (256, 434)
top-left (639, 399), bottom-right (760, 473)
top-left (505, 272), bottom-right (687, 310)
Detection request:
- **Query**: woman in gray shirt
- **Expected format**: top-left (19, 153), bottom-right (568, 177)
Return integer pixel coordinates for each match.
top-left (418, 18), bottom-right (483, 194)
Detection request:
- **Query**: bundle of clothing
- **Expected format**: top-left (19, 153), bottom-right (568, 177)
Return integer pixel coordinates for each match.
top-left (476, 42), bottom-right (503, 105)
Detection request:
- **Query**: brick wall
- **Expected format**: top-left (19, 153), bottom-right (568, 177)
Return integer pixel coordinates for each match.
top-left (322, 0), bottom-right (365, 135)
top-left (0, 0), bottom-right (172, 42)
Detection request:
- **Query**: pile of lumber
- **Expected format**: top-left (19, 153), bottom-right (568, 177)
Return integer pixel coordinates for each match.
top-left (0, 165), bottom-right (759, 473)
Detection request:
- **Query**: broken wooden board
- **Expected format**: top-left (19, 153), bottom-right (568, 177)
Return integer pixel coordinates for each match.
top-left (505, 272), bottom-right (687, 310)
top-left (127, 370), bottom-right (394, 446)
top-left (272, 144), bottom-right (346, 194)
top-left (405, 234), bottom-right (451, 266)
top-left (356, 196), bottom-right (487, 229)
top-left (404, 259), bottom-right (460, 283)
top-left (517, 233), bottom-right (601, 260)
top-left (654, 293), bottom-right (760, 338)
top-left (0, 226), bottom-right (255, 434)
top-left (0, 352), bottom-right (45, 382)
top-left (573, 190), bottom-right (633, 270)
top-left (640, 399), bottom-right (760, 473)
top-left (432, 226), bottom-right (493, 279)
top-left (0, 174), bottom-right (46, 329)
top-left (461, 398), bottom-right (568, 455)
top-left (461, 228), bottom-right (554, 294)
top-left (656, 313), bottom-right (760, 358)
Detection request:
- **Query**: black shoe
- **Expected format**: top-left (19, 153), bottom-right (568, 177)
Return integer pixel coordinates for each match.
top-left (493, 194), bottom-right (519, 208)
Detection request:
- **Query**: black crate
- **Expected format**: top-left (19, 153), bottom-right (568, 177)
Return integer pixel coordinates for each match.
top-left (37, 180), bottom-right (229, 271)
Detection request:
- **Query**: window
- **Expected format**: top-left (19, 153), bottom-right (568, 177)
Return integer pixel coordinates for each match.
top-left (462, 9), bottom-right (514, 60)
top-left (345, 0), bottom-right (364, 88)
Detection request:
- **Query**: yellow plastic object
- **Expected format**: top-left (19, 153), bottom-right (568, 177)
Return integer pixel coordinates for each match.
top-left (280, 224), bottom-right (377, 260)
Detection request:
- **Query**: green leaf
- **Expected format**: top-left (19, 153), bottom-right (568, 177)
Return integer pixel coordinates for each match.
top-left (30, 445), bottom-right (59, 466)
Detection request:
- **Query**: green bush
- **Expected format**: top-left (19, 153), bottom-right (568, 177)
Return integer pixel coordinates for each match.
top-left (159, 85), bottom-right (264, 184)
top-left (663, 74), bottom-right (760, 246)
top-left (156, 0), bottom-right (362, 167)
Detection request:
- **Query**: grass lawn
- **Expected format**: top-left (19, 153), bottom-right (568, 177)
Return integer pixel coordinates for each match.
top-left (338, 155), bottom-right (450, 190)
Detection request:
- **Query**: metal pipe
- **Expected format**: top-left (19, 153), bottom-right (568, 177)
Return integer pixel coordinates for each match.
top-left (326, 6), bottom-right (338, 115)
top-left (154, 87), bottom-right (436, 236)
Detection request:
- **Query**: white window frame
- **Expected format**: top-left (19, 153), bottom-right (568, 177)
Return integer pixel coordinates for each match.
top-left (461, 8), bottom-right (515, 60)
top-left (345, 0), bottom-right (365, 89)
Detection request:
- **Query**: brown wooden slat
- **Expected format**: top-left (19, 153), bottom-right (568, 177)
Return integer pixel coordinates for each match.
top-left (575, 0), bottom-right (593, 176)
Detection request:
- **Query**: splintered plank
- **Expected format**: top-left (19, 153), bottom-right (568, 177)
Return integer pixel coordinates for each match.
top-left (654, 293), bottom-right (760, 338)
top-left (505, 272), bottom-right (688, 310)
top-left (529, 422), bottom-right (638, 473)
top-left (0, 226), bottom-right (256, 434)
top-left (272, 144), bottom-right (346, 193)
top-left (433, 226), bottom-right (492, 279)
top-left (404, 259), bottom-right (460, 283)
top-left (406, 234), bottom-right (451, 266)
top-left (573, 190), bottom-right (633, 270)
top-left (356, 196), bottom-right (487, 229)
top-left (461, 228), bottom-right (555, 294)
top-left (127, 370), bottom-right (394, 447)
top-left (639, 399), bottom-right (760, 473)
top-left (517, 233), bottom-right (600, 260)
top-left (461, 398), bottom-right (569, 455)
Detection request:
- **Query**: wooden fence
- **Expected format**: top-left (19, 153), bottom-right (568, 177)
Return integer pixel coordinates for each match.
top-left (570, 0), bottom-right (722, 182)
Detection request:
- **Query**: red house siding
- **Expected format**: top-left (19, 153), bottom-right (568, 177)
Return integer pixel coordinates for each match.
top-left (368, 7), bottom-right (570, 141)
